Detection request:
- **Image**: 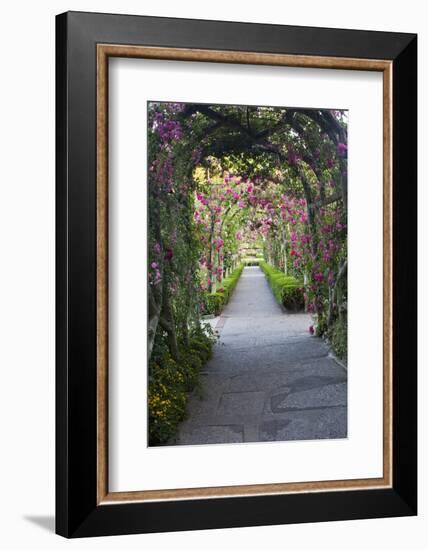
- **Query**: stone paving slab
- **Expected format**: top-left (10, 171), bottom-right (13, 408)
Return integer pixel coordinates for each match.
top-left (260, 406), bottom-right (348, 441)
top-left (175, 266), bottom-right (347, 446)
top-left (180, 411), bottom-right (268, 428)
top-left (217, 391), bottom-right (266, 415)
top-left (270, 382), bottom-right (347, 412)
top-left (178, 425), bottom-right (244, 445)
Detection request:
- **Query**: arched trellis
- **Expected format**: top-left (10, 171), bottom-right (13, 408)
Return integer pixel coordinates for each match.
top-left (148, 102), bottom-right (347, 361)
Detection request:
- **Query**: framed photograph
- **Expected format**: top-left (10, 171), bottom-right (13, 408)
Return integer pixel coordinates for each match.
top-left (56, 11), bottom-right (417, 537)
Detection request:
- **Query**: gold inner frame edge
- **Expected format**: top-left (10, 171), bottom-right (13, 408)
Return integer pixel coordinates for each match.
top-left (96, 44), bottom-right (393, 505)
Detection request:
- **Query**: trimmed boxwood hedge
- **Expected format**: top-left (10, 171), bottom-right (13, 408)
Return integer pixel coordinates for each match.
top-left (204, 293), bottom-right (225, 316)
top-left (259, 261), bottom-right (305, 311)
top-left (203, 264), bottom-right (244, 315)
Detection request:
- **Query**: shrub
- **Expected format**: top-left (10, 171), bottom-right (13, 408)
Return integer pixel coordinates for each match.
top-left (222, 263), bottom-right (244, 298)
top-left (204, 292), bottom-right (225, 315)
top-left (148, 355), bottom-right (188, 444)
top-left (327, 316), bottom-right (347, 361)
top-left (281, 285), bottom-right (306, 310)
top-left (244, 259), bottom-right (260, 266)
top-left (148, 326), bottom-right (216, 445)
top-left (203, 264), bottom-right (244, 315)
top-left (259, 261), bottom-right (305, 311)
top-left (187, 330), bottom-right (214, 363)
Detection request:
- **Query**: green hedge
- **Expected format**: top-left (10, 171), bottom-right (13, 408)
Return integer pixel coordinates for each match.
top-left (148, 326), bottom-right (215, 445)
top-left (203, 264), bottom-right (244, 315)
top-left (244, 259), bottom-right (261, 266)
top-left (259, 261), bottom-right (305, 311)
top-left (204, 293), bottom-right (225, 316)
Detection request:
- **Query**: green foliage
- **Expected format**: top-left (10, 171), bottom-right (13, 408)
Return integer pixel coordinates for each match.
top-left (259, 261), bottom-right (305, 311)
top-left (148, 102), bottom-right (348, 440)
top-left (148, 355), bottom-right (187, 444)
top-left (221, 263), bottom-right (244, 300)
top-left (148, 326), bottom-right (215, 445)
top-left (327, 316), bottom-right (347, 361)
top-left (203, 264), bottom-right (244, 315)
top-left (204, 292), bottom-right (225, 316)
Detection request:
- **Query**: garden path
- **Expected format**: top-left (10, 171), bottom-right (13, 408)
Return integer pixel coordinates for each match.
top-left (175, 266), bottom-right (347, 445)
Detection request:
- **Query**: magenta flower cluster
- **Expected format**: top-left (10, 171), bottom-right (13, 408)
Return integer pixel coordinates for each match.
top-left (152, 111), bottom-right (182, 143)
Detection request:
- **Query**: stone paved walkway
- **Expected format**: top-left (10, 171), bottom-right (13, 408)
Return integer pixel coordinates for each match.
top-left (175, 266), bottom-right (347, 445)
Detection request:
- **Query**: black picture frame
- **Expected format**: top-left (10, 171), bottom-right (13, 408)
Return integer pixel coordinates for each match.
top-left (56, 11), bottom-right (417, 538)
